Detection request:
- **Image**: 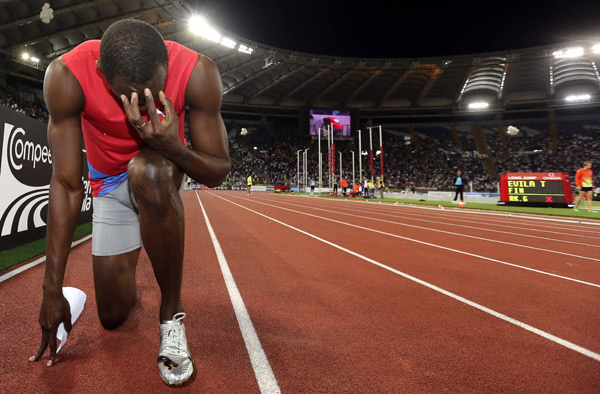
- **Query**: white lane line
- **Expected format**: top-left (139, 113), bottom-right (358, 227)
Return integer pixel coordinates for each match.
top-left (275, 196), bottom-right (600, 246)
top-left (195, 192), bottom-right (280, 394)
top-left (209, 192), bottom-right (600, 363)
top-left (0, 234), bottom-right (92, 283)
top-left (222, 193), bottom-right (600, 289)
top-left (276, 194), bottom-right (600, 237)
top-left (277, 193), bottom-right (600, 235)
top-left (254, 196), bottom-right (600, 251)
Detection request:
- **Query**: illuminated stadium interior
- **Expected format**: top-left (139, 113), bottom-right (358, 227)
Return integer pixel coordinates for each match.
top-left (1, 0), bottom-right (599, 192)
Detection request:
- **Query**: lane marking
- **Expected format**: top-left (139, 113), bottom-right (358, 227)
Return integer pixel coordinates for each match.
top-left (209, 192), bottom-right (600, 363)
top-left (271, 195), bottom-right (600, 245)
top-left (254, 196), bottom-right (600, 252)
top-left (195, 192), bottom-right (281, 394)
top-left (276, 193), bottom-right (600, 237)
top-left (220, 193), bottom-right (600, 288)
top-left (0, 234), bottom-right (92, 283)
top-left (278, 193), bottom-right (600, 234)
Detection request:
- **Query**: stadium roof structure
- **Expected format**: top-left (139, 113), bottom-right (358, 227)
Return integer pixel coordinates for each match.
top-left (2, 0), bottom-right (600, 118)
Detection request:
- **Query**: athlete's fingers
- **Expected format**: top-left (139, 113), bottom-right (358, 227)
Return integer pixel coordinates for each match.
top-left (121, 94), bottom-right (133, 121)
top-left (129, 92), bottom-right (144, 124)
top-left (143, 88), bottom-right (160, 128)
top-left (29, 330), bottom-right (49, 362)
top-left (122, 93), bottom-right (148, 134)
top-left (121, 95), bottom-right (139, 126)
top-left (64, 313), bottom-right (73, 336)
top-left (47, 326), bottom-right (59, 367)
top-left (159, 91), bottom-right (174, 124)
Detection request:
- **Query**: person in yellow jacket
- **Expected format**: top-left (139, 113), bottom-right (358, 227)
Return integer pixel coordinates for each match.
top-left (376, 176), bottom-right (385, 199)
top-left (368, 179), bottom-right (375, 198)
top-left (573, 161), bottom-right (596, 212)
top-left (247, 174), bottom-right (252, 195)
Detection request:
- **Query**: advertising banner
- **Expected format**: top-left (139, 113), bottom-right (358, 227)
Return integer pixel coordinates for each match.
top-left (0, 106), bottom-right (92, 251)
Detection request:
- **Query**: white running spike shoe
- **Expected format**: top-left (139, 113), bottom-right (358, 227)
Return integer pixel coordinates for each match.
top-left (157, 313), bottom-right (194, 386)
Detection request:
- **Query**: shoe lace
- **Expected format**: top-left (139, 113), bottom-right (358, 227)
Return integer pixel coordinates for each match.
top-left (161, 312), bottom-right (187, 355)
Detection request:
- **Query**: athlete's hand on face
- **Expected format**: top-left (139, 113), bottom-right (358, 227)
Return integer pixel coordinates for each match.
top-left (29, 292), bottom-right (72, 366)
top-left (121, 89), bottom-right (180, 155)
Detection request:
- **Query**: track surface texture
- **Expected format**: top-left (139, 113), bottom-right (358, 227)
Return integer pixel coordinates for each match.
top-left (1, 190), bottom-right (599, 393)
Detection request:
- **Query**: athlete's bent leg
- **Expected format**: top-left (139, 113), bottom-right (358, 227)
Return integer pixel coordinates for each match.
top-left (128, 148), bottom-right (185, 322)
top-left (93, 248), bottom-right (140, 329)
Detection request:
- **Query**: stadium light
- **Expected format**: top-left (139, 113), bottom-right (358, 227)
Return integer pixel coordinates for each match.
top-left (30, 56), bottom-right (40, 63)
top-left (189, 15), bottom-right (221, 43)
top-left (593, 44), bottom-right (600, 54)
top-left (21, 52), bottom-right (29, 60)
top-left (565, 94), bottom-right (591, 102)
top-left (468, 102), bottom-right (489, 110)
top-left (553, 47), bottom-right (584, 59)
top-left (220, 37), bottom-right (236, 49)
top-left (238, 44), bottom-right (254, 54)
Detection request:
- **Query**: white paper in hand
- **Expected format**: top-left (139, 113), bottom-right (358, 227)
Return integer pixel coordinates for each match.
top-left (56, 287), bottom-right (87, 353)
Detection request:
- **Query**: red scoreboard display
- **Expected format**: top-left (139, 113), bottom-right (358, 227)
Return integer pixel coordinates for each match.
top-left (499, 172), bottom-right (573, 207)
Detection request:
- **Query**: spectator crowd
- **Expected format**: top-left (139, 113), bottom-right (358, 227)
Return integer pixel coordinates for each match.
top-left (2, 88), bottom-right (598, 193)
top-left (0, 88), bottom-right (49, 123)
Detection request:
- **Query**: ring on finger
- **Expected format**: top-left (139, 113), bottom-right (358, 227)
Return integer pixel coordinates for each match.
top-left (135, 120), bottom-right (147, 129)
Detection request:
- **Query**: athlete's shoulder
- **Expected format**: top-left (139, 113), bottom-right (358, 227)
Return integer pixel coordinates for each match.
top-left (44, 57), bottom-right (85, 116)
top-left (184, 51), bottom-right (221, 109)
top-left (165, 40), bottom-right (199, 62)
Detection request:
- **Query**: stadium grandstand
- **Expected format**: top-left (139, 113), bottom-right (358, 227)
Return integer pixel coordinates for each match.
top-left (1, 0), bottom-right (599, 196)
top-left (2, 2), bottom-right (600, 393)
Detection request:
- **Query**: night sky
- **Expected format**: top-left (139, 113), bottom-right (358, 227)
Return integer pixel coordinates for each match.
top-left (186, 0), bottom-right (600, 58)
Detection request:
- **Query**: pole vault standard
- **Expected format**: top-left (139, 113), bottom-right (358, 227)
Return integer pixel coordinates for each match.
top-left (350, 150), bottom-right (355, 187)
top-left (327, 125), bottom-right (331, 190)
top-left (339, 151), bottom-right (342, 189)
top-left (368, 126), bottom-right (374, 181)
top-left (296, 149), bottom-right (301, 192)
top-left (358, 129), bottom-right (362, 183)
top-left (331, 124), bottom-right (335, 188)
top-left (367, 125), bottom-right (384, 182)
top-left (303, 148), bottom-right (309, 192)
top-left (318, 128), bottom-right (322, 193)
top-left (378, 125), bottom-right (383, 182)
top-left (302, 149), bottom-right (305, 192)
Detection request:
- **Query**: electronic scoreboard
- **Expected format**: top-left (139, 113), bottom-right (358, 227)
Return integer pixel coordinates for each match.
top-left (499, 172), bottom-right (573, 207)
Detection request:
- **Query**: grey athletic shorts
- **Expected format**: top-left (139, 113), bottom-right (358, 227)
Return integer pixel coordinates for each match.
top-left (91, 179), bottom-right (142, 256)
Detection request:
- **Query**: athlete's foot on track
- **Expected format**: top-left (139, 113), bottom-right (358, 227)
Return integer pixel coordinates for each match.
top-left (157, 313), bottom-right (194, 386)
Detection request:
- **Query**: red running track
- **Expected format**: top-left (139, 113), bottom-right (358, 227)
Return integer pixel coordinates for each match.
top-left (1, 190), bottom-right (599, 393)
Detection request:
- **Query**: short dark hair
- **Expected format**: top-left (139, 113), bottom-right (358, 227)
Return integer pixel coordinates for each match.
top-left (99, 19), bottom-right (168, 84)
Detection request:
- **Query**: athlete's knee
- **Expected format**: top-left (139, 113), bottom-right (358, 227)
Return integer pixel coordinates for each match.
top-left (98, 308), bottom-right (130, 330)
top-left (128, 149), bottom-right (179, 206)
top-left (95, 287), bottom-right (136, 330)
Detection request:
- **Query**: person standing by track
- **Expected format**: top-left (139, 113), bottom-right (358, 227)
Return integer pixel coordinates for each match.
top-left (340, 177), bottom-right (348, 196)
top-left (573, 161), bottom-right (596, 213)
top-left (453, 170), bottom-right (465, 203)
top-left (247, 173), bottom-right (253, 195)
top-left (376, 176), bottom-right (385, 199)
top-left (29, 19), bottom-right (231, 386)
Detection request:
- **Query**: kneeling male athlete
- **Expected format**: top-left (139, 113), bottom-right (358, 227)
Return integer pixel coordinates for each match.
top-left (29, 19), bottom-right (231, 386)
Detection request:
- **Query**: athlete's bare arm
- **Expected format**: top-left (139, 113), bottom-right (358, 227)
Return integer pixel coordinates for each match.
top-left (30, 57), bottom-right (85, 366)
top-left (121, 55), bottom-right (230, 186)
